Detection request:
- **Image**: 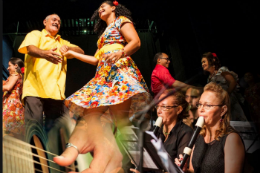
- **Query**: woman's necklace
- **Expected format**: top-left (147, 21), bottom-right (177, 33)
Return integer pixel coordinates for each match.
top-left (163, 126), bottom-right (173, 136)
top-left (163, 131), bottom-right (170, 135)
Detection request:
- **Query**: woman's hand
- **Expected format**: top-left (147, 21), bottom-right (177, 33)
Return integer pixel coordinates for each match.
top-left (174, 154), bottom-right (188, 172)
top-left (62, 50), bottom-right (75, 59)
top-left (103, 51), bottom-right (123, 64)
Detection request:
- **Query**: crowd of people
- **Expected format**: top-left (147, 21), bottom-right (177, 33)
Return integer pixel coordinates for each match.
top-left (2, 0), bottom-right (259, 173)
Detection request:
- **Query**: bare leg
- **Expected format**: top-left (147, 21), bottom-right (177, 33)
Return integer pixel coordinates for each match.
top-left (109, 98), bottom-right (132, 130)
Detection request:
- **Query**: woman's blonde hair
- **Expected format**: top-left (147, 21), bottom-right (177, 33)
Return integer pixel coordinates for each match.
top-left (200, 82), bottom-right (235, 140)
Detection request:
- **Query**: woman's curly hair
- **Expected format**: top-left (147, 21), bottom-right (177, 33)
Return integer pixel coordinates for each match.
top-left (91, 1), bottom-right (133, 37)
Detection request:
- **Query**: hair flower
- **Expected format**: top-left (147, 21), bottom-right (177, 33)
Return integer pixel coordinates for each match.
top-left (113, 0), bottom-right (119, 6)
top-left (21, 67), bottom-right (25, 74)
top-left (212, 53), bottom-right (217, 57)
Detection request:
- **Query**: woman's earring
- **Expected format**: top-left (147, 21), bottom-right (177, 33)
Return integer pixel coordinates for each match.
top-left (14, 68), bottom-right (18, 74)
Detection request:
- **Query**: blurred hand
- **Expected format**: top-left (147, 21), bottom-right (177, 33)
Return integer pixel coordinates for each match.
top-left (60, 46), bottom-right (75, 59)
top-left (53, 116), bottom-right (123, 173)
top-left (59, 45), bottom-right (69, 54)
top-left (62, 50), bottom-right (74, 58)
top-left (44, 47), bottom-right (62, 64)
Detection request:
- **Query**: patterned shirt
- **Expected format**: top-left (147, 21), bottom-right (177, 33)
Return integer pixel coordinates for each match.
top-left (18, 29), bottom-right (78, 100)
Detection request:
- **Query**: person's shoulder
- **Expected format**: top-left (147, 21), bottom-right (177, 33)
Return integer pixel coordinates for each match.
top-left (28, 30), bottom-right (42, 35)
top-left (118, 16), bottom-right (130, 20)
top-left (9, 73), bottom-right (19, 80)
top-left (117, 16), bottom-right (133, 23)
top-left (226, 132), bottom-right (242, 143)
top-left (224, 132), bottom-right (245, 151)
top-left (155, 64), bottom-right (168, 71)
top-left (25, 30), bottom-right (42, 38)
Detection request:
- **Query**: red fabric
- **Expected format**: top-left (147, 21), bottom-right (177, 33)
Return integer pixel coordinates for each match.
top-left (151, 64), bottom-right (176, 96)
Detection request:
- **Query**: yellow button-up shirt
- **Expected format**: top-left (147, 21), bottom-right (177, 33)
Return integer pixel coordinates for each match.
top-left (18, 29), bottom-right (78, 101)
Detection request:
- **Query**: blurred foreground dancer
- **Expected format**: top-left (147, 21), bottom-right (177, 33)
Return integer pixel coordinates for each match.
top-left (3, 58), bottom-right (25, 140)
top-left (151, 52), bottom-right (191, 96)
top-left (53, 1), bottom-right (150, 172)
top-left (175, 82), bottom-right (245, 173)
top-left (201, 52), bottom-right (247, 121)
top-left (18, 14), bottom-right (84, 132)
top-left (130, 90), bottom-right (193, 173)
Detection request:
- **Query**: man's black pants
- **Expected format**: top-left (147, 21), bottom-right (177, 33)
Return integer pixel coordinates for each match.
top-left (24, 96), bottom-right (66, 133)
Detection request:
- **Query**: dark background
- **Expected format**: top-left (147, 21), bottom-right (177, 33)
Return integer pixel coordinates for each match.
top-left (2, 0), bottom-right (260, 172)
top-left (3, 0), bottom-right (259, 96)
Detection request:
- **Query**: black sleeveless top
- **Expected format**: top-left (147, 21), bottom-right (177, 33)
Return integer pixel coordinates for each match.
top-left (192, 134), bottom-right (228, 173)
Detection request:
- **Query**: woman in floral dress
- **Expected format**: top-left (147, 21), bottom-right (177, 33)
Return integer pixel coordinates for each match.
top-left (3, 57), bottom-right (25, 140)
top-left (54, 1), bottom-right (150, 172)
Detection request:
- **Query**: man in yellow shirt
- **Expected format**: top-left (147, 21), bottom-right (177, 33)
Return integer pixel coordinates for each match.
top-left (18, 14), bottom-right (84, 132)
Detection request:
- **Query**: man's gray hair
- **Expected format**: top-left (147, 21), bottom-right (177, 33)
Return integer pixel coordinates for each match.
top-left (45, 14), bottom-right (60, 21)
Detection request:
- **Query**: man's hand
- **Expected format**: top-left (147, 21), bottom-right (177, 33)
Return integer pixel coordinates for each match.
top-left (44, 48), bottom-right (62, 64)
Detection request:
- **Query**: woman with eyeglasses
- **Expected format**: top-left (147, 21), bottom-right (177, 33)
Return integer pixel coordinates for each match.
top-left (175, 82), bottom-right (245, 173)
top-left (130, 89), bottom-right (193, 173)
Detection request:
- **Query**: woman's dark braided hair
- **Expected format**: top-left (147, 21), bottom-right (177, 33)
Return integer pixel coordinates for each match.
top-left (91, 1), bottom-right (133, 37)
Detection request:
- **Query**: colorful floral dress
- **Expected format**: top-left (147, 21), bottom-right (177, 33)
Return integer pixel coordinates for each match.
top-left (65, 16), bottom-right (151, 119)
top-left (3, 74), bottom-right (25, 135)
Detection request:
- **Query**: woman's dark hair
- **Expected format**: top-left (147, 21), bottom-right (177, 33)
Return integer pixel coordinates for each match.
top-left (153, 52), bottom-right (163, 63)
top-left (9, 57), bottom-right (24, 74)
top-left (160, 89), bottom-right (189, 120)
top-left (91, 1), bottom-right (133, 37)
top-left (202, 52), bottom-right (221, 70)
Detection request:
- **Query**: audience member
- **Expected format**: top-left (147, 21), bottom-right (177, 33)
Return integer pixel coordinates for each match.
top-left (201, 52), bottom-right (247, 121)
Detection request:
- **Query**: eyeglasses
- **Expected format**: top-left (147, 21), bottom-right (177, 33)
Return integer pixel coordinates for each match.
top-left (155, 105), bottom-right (179, 111)
top-left (160, 57), bottom-right (170, 61)
top-left (196, 103), bottom-right (223, 110)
